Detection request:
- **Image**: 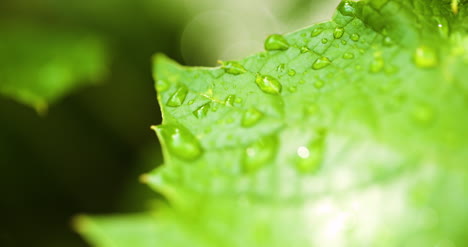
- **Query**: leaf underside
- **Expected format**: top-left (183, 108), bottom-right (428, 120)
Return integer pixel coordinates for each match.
top-left (78, 0), bottom-right (468, 246)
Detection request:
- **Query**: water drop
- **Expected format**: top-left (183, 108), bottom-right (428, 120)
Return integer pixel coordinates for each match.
top-left (298, 80), bottom-right (305, 84)
top-left (305, 103), bottom-right (319, 114)
top-left (343, 52), bottom-right (354, 59)
top-left (193, 102), bottom-right (211, 118)
top-left (166, 86), bottom-right (188, 107)
top-left (333, 27), bottom-right (345, 39)
top-left (295, 130), bottom-right (326, 173)
top-left (350, 33), bottom-right (360, 41)
top-left (153, 125), bottom-right (203, 161)
top-left (188, 100), bottom-right (194, 105)
top-left (288, 69), bottom-right (296, 76)
top-left (311, 28), bottom-right (323, 37)
top-left (321, 38), bottom-right (329, 44)
top-left (241, 108), bottom-right (263, 127)
top-left (312, 57), bottom-right (332, 70)
top-left (383, 36), bottom-right (393, 46)
top-left (370, 56), bottom-right (384, 73)
top-left (341, 40), bottom-right (347, 45)
top-left (235, 97), bottom-right (243, 103)
top-left (300, 46), bottom-right (310, 53)
top-left (243, 135), bottom-right (278, 173)
top-left (412, 104), bottom-right (434, 124)
top-left (222, 61), bottom-right (247, 75)
top-left (288, 86), bottom-right (297, 93)
top-left (255, 74), bottom-right (282, 95)
top-left (264, 34), bottom-right (289, 51)
top-left (225, 95), bottom-right (236, 106)
top-left (414, 45), bottom-right (438, 68)
top-left (338, 1), bottom-right (356, 16)
top-left (314, 80), bottom-right (325, 89)
top-left (156, 80), bottom-right (170, 92)
top-left (276, 63), bottom-right (286, 73)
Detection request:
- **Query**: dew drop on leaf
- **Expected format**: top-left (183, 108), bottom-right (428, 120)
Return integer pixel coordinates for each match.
top-left (288, 69), bottom-right (296, 76)
top-left (295, 130), bottom-right (326, 173)
top-left (370, 56), bottom-right (385, 73)
top-left (383, 36), bottom-right (393, 46)
top-left (188, 100), bottom-right (194, 105)
top-left (243, 135), bottom-right (278, 173)
top-left (341, 40), bottom-right (347, 45)
top-left (300, 46), bottom-right (310, 53)
top-left (193, 102), bottom-right (211, 119)
top-left (338, 1), bottom-right (356, 16)
top-left (276, 64), bottom-right (286, 73)
top-left (255, 74), bottom-right (282, 95)
top-left (264, 34), bottom-right (290, 51)
top-left (156, 80), bottom-right (170, 92)
top-left (321, 38), bottom-right (329, 44)
top-left (350, 33), bottom-right (360, 41)
top-left (225, 95), bottom-right (236, 106)
top-left (288, 86), bottom-right (297, 93)
top-left (311, 27), bottom-right (323, 37)
top-left (314, 80), bottom-right (325, 89)
top-left (222, 61), bottom-right (247, 75)
top-left (312, 57), bottom-right (332, 70)
top-left (241, 108), bottom-right (263, 127)
top-left (414, 45), bottom-right (438, 68)
top-left (343, 52), bottom-right (355, 59)
top-left (166, 86), bottom-right (188, 107)
top-left (154, 125), bottom-right (203, 161)
top-left (333, 27), bottom-right (345, 39)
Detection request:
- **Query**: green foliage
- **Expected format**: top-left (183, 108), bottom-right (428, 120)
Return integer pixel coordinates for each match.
top-left (0, 24), bottom-right (108, 112)
top-left (78, 0), bottom-right (468, 246)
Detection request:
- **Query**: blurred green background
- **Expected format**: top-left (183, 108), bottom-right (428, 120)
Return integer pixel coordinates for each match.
top-left (0, 0), bottom-right (338, 246)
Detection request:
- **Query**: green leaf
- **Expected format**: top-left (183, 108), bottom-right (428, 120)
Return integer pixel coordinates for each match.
top-left (0, 24), bottom-right (108, 112)
top-left (80, 0), bottom-right (468, 246)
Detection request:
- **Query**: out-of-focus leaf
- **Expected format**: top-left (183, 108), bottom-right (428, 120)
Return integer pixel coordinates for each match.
top-left (0, 24), bottom-right (108, 112)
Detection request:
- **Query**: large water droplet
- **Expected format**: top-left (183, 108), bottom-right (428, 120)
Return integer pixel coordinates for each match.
top-left (350, 33), bottom-right (360, 41)
top-left (264, 34), bottom-right (289, 51)
top-left (243, 135), bottom-right (278, 173)
top-left (311, 27), bottom-right (323, 37)
top-left (338, 1), bottom-right (356, 16)
top-left (333, 27), bottom-right (345, 39)
top-left (255, 74), bottom-right (282, 95)
top-left (295, 130), bottom-right (326, 173)
top-left (414, 46), bottom-right (438, 68)
top-left (166, 86), bottom-right (188, 107)
top-left (222, 61), bottom-right (247, 75)
top-left (225, 95), bottom-right (236, 106)
top-left (156, 80), bottom-right (170, 92)
top-left (193, 102), bottom-right (211, 118)
top-left (153, 125), bottom-right (203, 161)
top-left (312, 57), bottom-right (332, 70)
top-left (241, 108), bottom-right (263, 127)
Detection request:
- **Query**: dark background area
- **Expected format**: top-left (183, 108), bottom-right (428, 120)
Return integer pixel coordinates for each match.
top-left (0, 0), bottom-right (337, 246)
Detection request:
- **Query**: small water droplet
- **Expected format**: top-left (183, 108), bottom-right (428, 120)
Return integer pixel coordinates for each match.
top-left (305, 103), bottom-right (319, 114)
top-left (156, 80), bottom-right (170, 92)
top-left (338, 1), bottom-right (356, 16)
top-left (312, 57), bottom-right (332, 70)
top-left (222, 61), bottom-right (247, 75)
top-left (298, 80), bottom-right (305, 84)
top-left (300, 46), bottom-right (310, 53)
top-left (264, 34), bottom-right (289, 51)
top-left (311, 27), bottom-right (323, 37)
top-left (288, 69), bottom-right (296, 76)
top-left (235, 97), bottom-right (243, 103)
top-left (255, 74), bottom-right (282, 95)
top-left (370, 56), bottom-right (384, 73)
top-left (314, 80), bottom-right (325, 89)
top-left (333, 27), bottom-right (345, 39)
top-left (243, 135), bottom-right (278, 173)
top-left (350, 33), bottom-right (360, 41)
top-left (276, 64), bottom-right (286, 73)
top-left (383, 36), bottom-right (393, 46)
top-left (414, 45), bottom-right (438, 68)
top-left (241, 108), bottom-right (263, 127)
top-left (341, 40), bottom-right (347, 45)
top-left (412, 104), bottom-right (434, 124)
top-left (225, 95), bottom-right (236, 106)
top-left (343, 52), bottom-right (354, 59)
top-left (288, 86), bottom-right (297, 93)
top-left (154, 125), bottom-right (203, 161)
top-left (193, 102), bottom-right (211, 118)
top-left (166, 86), bottom-right (188, 107)
top-left (188, 100), bottom-right (194, 105)
top-left (321, 38), bottom-right (329, 44)
top-left (295, 130), bottom-right (326, 173)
